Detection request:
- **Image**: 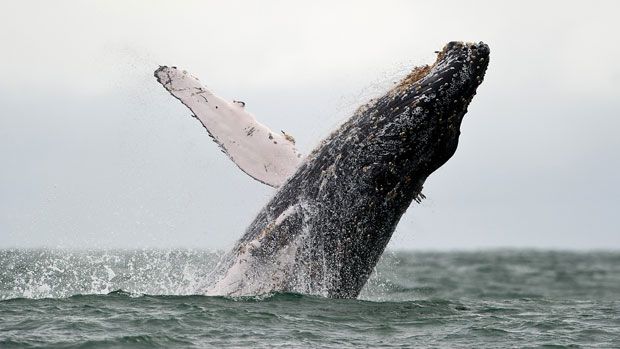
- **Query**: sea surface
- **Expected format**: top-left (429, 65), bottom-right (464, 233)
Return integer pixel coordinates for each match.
top-left (1, 249), bottom-right (618, 348)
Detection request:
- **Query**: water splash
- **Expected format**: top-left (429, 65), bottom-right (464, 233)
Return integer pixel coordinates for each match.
top-left (0, 249), bottom-right (221, 300)
top-left (0, 247), bottom-right (402, 301)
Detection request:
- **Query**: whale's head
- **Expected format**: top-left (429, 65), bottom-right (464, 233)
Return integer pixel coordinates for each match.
top-left (399, 41), bottom-right (489, 172)
top-left (352, 41), bottom-right (490, 195)
top-left (394, 41), bottom-right (489, 165)
top-left (301, 42), bottom-right (490, 207)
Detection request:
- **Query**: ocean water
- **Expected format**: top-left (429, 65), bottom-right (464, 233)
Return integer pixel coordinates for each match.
top-left (1, 249), bottom-right (618, 348)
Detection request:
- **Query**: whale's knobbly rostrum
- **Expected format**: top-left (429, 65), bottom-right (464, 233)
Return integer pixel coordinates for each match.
top-left (155, 41), bottom-right (490, 298)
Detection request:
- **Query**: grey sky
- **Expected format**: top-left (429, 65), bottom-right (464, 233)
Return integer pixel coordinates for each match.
top-left (1, 1), bottom-right (619, 249)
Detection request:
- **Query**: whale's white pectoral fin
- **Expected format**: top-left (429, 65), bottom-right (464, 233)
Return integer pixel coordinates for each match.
top-left (154, 66), bottom-right (302, 187)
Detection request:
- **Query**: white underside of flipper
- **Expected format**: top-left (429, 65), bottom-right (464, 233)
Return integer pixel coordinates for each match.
top-left (155, 66), bottom-right (302, 187)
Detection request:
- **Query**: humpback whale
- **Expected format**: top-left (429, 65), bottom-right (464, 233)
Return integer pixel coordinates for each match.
top-left (155, 41), bottom-right (490, 298)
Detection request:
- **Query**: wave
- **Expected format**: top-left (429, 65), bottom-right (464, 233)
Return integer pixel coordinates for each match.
top-left (2, 249), bottom-right (620, 301)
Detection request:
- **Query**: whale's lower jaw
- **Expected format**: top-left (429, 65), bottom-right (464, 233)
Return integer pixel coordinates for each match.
top-left (207, 42), bottom-right (490, 298)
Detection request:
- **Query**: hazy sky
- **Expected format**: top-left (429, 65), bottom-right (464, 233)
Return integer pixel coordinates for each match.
top-left (1, 1), bottom-right (619, 249)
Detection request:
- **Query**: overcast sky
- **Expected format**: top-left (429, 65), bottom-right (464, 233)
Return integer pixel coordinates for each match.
top-left (1, 1), bottom-right (619, 250)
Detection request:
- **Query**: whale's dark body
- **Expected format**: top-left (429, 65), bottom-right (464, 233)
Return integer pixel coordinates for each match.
top-left (207, 42), bottom-right (490, 298)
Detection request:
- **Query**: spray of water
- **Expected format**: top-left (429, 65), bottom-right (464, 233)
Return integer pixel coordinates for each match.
top-left (0, 248), bottom-right (398, 300)
top-left (0, 249), bottom-right (222, 300)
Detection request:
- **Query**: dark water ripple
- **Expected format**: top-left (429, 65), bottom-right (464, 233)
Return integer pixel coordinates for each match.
top-left (1, 250), bottom-right (619, 348)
